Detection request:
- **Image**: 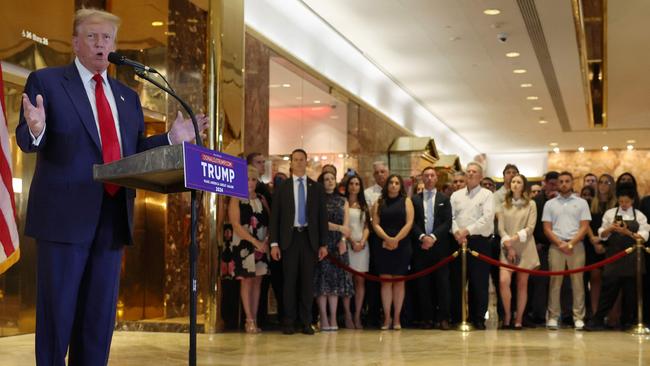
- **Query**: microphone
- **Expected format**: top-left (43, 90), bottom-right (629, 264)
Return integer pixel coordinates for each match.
top-left (108, 52), bottom-right (157, 73)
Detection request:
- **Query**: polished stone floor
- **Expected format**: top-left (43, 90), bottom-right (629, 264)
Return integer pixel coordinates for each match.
top-left (1, 328), bottom-right (649, 365)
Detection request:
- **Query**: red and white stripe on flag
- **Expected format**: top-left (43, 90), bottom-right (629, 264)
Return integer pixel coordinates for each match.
top-left (0, 62), bottom-right (20, 275)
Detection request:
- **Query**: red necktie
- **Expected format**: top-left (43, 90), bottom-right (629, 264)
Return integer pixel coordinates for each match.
top-left (93, 74), bottom-right (121, 195)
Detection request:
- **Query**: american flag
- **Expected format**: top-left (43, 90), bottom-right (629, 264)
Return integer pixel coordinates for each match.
top-left (0, 62), bottom-right (20, 275)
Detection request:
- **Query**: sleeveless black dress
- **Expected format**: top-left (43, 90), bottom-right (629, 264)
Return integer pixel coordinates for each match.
top-left (372, 196), bottom-right (412, 275)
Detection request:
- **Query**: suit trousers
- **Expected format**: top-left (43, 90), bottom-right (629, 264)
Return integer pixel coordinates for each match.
top-left (547, 244), bottom-right (586, 322)
top-left (282, 229), bottom-right (317, 327)
top-left (527, 244), bottom-right (549, 321)
top-left (36, 191), bottom-right (128, 366)
top-left (593, 275), bottom-right (636, 325)
top-left (412, 241), bottom-right (450, 322)
top-left (467, 235), bottom-right (492, 324)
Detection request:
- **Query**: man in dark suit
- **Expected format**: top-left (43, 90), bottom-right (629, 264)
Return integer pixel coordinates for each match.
top-left (270, 148), bottom-right (328, 335)
top-left (411, 167), bottom-right (452, 330)
top-left (16, 9), bottom-right (208, 365)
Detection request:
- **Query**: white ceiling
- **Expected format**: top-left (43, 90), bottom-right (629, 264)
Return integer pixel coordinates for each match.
top-left (301, 0), bottom-right (650, 153)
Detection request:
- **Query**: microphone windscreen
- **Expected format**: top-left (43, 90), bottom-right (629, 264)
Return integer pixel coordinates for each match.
top-left (107, 52), bottom-right (124, 65)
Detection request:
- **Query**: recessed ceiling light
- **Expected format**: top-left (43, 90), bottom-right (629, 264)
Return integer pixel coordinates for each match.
top-left (520, 83), bottom-right (533, 88)
top-left (532, 106), bottom-right (543, 111)
top-left (538, 119), bottom-right (548, 124)
top-left (513, 69), bottom-right (527, 74)
top-left (338, 153), bottom-right (344, 158)
top-left (626, 139), bottom-right (636, 144)
top-left (602, 146), bottom-right (609, 151)
top-left (314, 100), bottom-right (321, 104)
top-left (321, 155), bottom-right (328, 160)
top-left (526, 96), bottom-right (539, 100)
top-left (549, 142), bottom-right (558, 147)
top-left (449, 36), bottom-right (461, 41)
top-left (269, 84), bottom-right (280, 88)
top-left (281, 83), bottom-right (291, 88)
top-left (483, 9), bottom-right (501, 15)
top-left (552, 147), bottom-right (560, 153)
top-left (151, 21), bottom-right (164, 27)
top-left (282, 156), bottom-right (290, 161)
top-left (506, 52), bottom-right (520, 58)
top-left (627, 145), bottom-right (634, 151)
top-left (578, 147), bottom-right (585, 152)
top-left (313, 156), bottom-right (320, 162)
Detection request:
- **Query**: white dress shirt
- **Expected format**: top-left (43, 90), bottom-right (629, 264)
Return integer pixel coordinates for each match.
top-left (598, 206), bottom-right (650, 241)
top-left (364, 183), bottom-right (382, 209)
top-left (451, 185), bottom-right (495, 237)
top-left (419, 188), bottom-right (438, 241)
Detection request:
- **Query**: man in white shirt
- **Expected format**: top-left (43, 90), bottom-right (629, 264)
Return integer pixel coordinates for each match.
top-left (451, 162), bottom-right (495, 329)
top-left (542, 171), bottom-right (591, 330)
top-left (364, 161), bottom-right (389, 208)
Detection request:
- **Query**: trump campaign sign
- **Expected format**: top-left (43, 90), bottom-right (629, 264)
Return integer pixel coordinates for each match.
top-left (182, 142), bottom-right (248, 199)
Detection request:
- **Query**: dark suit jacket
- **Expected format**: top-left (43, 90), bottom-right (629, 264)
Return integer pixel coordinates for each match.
top-left (269, 176), bottom-right (328, 251)
top-left (411, 191), bottom-right (452, 246)
top-left (15, 63), bottom-right (169, 244)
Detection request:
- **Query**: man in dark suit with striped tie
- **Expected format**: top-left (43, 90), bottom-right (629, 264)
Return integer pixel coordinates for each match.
top-left (270, 148), bottom-right (328, 334)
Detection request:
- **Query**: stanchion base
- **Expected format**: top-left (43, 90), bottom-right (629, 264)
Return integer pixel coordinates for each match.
top-left (629, 324), bottom-right (650, 335)
top-left (456, 322), bottom-right (474, 332)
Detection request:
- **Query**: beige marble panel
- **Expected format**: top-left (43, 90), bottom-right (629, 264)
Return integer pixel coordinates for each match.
top-left (548, 150), bottom-right (650, 196)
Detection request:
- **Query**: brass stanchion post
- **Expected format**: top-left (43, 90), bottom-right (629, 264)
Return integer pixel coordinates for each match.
top-left (630, 237), bottom-right (649, 335)
top-left (457, 240), bottom-right (473, 332)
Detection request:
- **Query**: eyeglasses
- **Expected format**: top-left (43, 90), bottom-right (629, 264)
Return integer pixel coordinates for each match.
top-left (598, 180), bottom-right (611, 185)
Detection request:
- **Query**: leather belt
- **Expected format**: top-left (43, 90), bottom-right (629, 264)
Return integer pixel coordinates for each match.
top-left (293, 226), bottom-right (308, 232)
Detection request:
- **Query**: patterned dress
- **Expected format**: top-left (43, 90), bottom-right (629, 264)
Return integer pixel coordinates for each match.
top-left (313, 193), bottom-right (354, 296)
top-left (225, 195), bottom-right (270, 278)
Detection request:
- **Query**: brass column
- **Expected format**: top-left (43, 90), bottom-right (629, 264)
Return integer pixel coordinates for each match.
top-left (205, 0), bottom-right (245, 334)
top-left (630, 237), bottom-right (650, 335)
top-left (457, 240), bottom-right (473, 332)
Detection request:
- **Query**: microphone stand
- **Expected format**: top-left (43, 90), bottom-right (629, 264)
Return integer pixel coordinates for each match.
top-left (134, 68), bottom-right (201, 366)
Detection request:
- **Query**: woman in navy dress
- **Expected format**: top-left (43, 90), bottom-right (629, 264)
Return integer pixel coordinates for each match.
top-left (371, 174), bottom-right (414, 330)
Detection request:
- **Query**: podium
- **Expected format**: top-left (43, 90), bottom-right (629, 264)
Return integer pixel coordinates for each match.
top-left (93, 144), bottom-right (187, 194)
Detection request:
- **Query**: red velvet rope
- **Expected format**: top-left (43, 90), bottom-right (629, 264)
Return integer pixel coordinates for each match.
top-left (325, 251), bottom-right (459, 283)
top-left (471, 248), bottom-right (632, 276)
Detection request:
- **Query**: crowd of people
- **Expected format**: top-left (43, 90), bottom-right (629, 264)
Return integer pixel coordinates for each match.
top-left (222, 149), bottom-right (650, 334)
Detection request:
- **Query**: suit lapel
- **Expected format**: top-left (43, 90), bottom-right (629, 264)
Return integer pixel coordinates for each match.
top-left (107, 77), bottom-right (130, 156)
top-left (61, 63), bottom-right (101, 153)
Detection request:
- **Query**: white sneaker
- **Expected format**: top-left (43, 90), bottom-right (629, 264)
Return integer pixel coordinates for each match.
top-left (546, 318), bottom-right (559, 330)
top-left (574, 319), bottom-right (584, 330)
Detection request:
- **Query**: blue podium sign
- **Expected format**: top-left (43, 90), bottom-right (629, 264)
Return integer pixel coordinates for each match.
top-left (183, 142), bottom-right (248, 199)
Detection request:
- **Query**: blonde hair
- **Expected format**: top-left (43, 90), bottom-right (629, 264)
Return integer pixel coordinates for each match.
top-left (247, 165), bottom-right (259, 180)
top-left (73, 8), bottom-right (121, 36)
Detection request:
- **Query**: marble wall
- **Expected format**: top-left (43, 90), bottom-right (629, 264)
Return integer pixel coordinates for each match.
top-left (243, 33), bottom-right (270, 156)
top-left (164, 0), bottom-right (209, 319)
top-left (547, 149), bottom-right (650, 196)
top-left (348, 102), bottom-right (414, 188)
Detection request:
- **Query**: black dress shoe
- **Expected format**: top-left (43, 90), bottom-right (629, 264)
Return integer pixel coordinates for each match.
top-left (583, 320), bottom-right (605, 332)
top-left (473, 322), bottom-right (486, 330)
top-left (439, 320), bottom-right (450, 331)
top-left (301, 325), bottom-right (315, 335)
top-left (420, 321), bottom-right (434, 329)
top-left (282, 325), bottom-right (295, 335)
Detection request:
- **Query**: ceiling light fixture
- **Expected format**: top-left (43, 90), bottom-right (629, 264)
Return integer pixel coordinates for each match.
top-left (338, 154), bottom-right (344, 158)
top-left (627, 145), bottom-right (634, 151)
top-left (578, 147), bottom-right (585, 152)
top-left (505, 52), bottom-right (520, 58)
top-left (538, 119), bottom-right (548, 124)
top-left (282, 156), bottom-right (290, 161)
top-left (513, 69), bottom-right (527, 74)
top-left (151, 21), bottom-right (164, 27)
top-left (549, 142), bottom-right (558, 147)
top-left (626, 139), bottom-right (636, 144)
top-left (602, 146), bottom-right (609, 151)
top-left (281, 83), bottom-right (291, 88)
top-left (483, 9), bottom-right (501, 15)
top-left (552, 147), bottom-right (560, 153)
top-left (526, 96), bottom-right (539, 100)
top-left (313, 100), bottom-right (321, 104)
top-left (520, 83), bottom-right (533, 88)
top-left (532, 106), bottom-right (543, 111)
top-left (321, 155), bottom-right (328, 160)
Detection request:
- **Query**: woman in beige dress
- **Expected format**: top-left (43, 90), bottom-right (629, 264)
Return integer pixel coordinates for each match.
top-left (497, 174), bottom-right (540, 329)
